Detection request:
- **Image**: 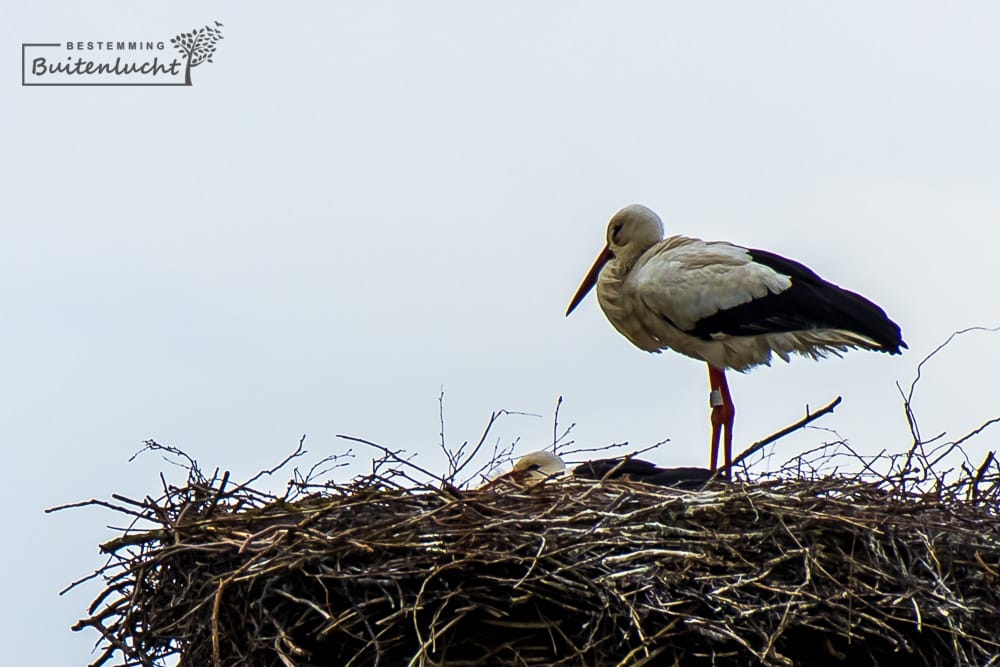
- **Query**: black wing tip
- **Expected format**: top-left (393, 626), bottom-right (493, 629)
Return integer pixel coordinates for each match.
top-left (875, 323), bottom-right (906, 355)
top-left (742, 248), bottom-right (910, 357)
top-left (884, 338), bottom-right (907, 355)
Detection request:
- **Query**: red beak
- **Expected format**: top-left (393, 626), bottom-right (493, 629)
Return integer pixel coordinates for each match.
top-left (566, 245), bottom-right (613, 316)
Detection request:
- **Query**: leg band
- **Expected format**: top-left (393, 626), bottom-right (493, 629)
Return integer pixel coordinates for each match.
top-left (709, 389), bottom-right (724, 408)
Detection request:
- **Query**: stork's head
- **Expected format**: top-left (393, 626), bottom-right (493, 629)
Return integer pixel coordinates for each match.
top-left (510, 450), bottom-right (566, 480)
top-left (482, 450), bottom-right (566, 488)
top-left (606, 204), bottom-right (664, 255)
top-left (566, 204), bottom-right (665, 316)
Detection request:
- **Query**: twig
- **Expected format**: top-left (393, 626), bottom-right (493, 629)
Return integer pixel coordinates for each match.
top-left (337, 434), bottom-right (462, 497)
top-left (551, 396), bottom-right (576, 453)
top-left (898, 325), bottom-right (1000, 470)
top-left (731, 396), bottom-right (842, 470)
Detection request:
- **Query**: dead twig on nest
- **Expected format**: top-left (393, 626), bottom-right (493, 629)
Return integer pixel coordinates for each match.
top-left (731, 396), bottom-right (843, 470)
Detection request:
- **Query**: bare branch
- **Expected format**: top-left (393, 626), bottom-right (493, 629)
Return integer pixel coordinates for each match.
top-left (731, 396), bottom-right (842, 470)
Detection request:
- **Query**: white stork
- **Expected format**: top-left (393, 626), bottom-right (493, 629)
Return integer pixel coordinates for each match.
top-left (487, 450), bottom-right (716, 490)
top-left (566, 204), bottom-right (906, 477)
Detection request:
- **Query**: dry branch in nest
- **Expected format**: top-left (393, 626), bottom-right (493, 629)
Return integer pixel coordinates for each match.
top-left (60, 430), bottom-right (1000, 667)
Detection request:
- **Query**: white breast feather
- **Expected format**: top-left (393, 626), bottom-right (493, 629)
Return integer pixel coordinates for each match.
top-left (628, 238), bottom-right (791, 331)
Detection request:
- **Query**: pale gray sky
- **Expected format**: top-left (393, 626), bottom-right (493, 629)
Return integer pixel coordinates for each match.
top-left (3, 3), bottom-right (999, 664)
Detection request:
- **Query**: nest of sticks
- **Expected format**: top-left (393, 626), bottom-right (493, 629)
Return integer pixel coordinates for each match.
top-left (63, 424), bottom-right (1000, 667)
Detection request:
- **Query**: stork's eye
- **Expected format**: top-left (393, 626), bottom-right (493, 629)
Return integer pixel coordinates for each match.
top-left (611, 223), bottom-right (624, 244)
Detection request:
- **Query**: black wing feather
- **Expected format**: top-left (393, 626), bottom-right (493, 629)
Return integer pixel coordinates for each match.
top-left (572, 458), bottom-right (718, 490)
top-left (687, 249), bottom-right (906, 354)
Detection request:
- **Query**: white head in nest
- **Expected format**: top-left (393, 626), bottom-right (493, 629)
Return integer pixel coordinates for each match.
top-left (482, 450), bottom-right (566, 488)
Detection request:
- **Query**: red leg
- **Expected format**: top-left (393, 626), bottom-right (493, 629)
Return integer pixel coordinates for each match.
top-left (708, 366), bottom-right (722, 472)
top-left (717, 369), bottom-right (735, 477)
top-left (707, 365), bottom-right (736, 478)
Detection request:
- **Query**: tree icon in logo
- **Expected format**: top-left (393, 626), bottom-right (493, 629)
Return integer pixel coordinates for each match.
top-left (170, 21), bottom-right (224, 85)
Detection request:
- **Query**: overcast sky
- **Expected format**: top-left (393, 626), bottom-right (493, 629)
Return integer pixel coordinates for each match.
top-left (3, 3), bottom-right (999, 664)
